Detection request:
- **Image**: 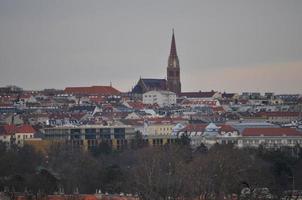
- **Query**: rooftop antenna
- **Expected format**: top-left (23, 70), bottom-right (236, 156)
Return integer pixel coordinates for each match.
top-left (110, 81), bottom-right (112, 87)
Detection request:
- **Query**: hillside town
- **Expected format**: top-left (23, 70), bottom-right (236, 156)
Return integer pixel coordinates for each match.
top-left (1, 83), bottom-right (302, 152)
top-left (1, 25), bottom-right (302, 200)
top-left (1, 32), bottom-right (302, 153)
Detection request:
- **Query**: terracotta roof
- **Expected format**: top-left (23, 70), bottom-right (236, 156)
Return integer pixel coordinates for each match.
top-left (64, 86), bottom-right (120, 95)
top-left (242, 128), bottom-right (302, 137)
top-left (127, 101), bottom-right (145, 110)
top-left (16, 124), bottom-right (36, 133)
top-left (257, 112), bottom-right (300, 117)
top-left (211, 106), bottom-right (225, 112)
top-left (0, 124), bottom-right (16, 135)
top-left (0, 124), bottom-right (35, 135)
top-left (220, 125), bottom-right (237, 132)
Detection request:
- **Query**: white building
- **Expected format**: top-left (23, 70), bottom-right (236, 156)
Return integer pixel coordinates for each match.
top-left (0, 124), bottom-right (36, 146)
top-left (143, 90), bottom-right (176, 107)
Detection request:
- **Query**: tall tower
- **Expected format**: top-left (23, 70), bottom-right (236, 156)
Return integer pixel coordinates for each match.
top-left (167, 29), bottom-right (181, 94)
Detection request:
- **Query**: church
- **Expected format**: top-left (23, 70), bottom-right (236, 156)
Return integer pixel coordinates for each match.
top-left (132, 30), bottom-right (182, 96)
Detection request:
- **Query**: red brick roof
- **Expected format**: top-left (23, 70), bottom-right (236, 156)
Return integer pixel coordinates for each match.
top-left (0, 124), bottom-right (16, 135)
top-left (16, 124), bottom-right (36, 133)
top-left (242, 128), bottom-right (302, 137)
top-left (64, 86), bottom-right (120, 95)
top-left (127, 101), bottom-right (145, 110)
top-left (0, 124), bottom-right (36, 135)
top-left (220, 125), bottom-right (237, 132)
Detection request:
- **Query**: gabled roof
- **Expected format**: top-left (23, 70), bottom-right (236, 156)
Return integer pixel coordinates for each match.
top-left (132, 78), bottom-right (167, 94)
top-left (64, 86), bottom-right (120, 95)
top-left (220, 125), bottom-right (237, 132)
top-left (242, 128), bottom-right (302, 137)
top-left (0, 124), bottom-right (36, 135)
top-left (142, 78), bottom-right (166, 89)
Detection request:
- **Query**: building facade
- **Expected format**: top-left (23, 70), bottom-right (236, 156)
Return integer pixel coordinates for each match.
top-left (42, 125), bottom-right (136, 150)
top-left (143, 90), bottom-right (176, 107)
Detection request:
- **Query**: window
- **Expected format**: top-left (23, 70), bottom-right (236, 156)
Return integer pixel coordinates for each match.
top-left (114, 128), bottom-right (125, 139)
top-left (70, 129), bottom-right (81, 140)
top-left (85, 128), bottom-right (96, 139)
top-left (100, 128), bottom-right (111, 139)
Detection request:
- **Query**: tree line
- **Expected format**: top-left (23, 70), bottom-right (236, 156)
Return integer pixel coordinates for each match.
top-left (0, 136), bottom-right (302, 200)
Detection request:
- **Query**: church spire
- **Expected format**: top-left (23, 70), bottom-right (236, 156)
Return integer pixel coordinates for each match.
top-left (167, 29), bottom-right (181, 94)
top-left (170, 29), bottom-right (177, 57)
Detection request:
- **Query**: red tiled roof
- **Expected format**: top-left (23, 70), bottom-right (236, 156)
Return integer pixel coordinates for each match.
top-left (16, 124), bottom-right (36, 133)
top-left (220, 125), bottom-right (237, 132)
top-left (0, 124), bottom-right (16, 135)
top-left (0, 124), bottom-right (35, 135)
top-left (212, 106), bottom-right (225, 112)
top-left (242, 128), bottom-right (302, 137)
top-left (257, 112), bottom-right (299, 117)
top-left (127, 101), bottom-right (145, 110)
top-left (64, 86), bottom-right (120, 95)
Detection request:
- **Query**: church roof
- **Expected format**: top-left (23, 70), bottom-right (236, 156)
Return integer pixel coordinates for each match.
top-left (132, 78), bottom-right (167, 94)
top-left (170, 29), bottom-right (178, 57)
top-left (64, 86), bottom-right (120, 96)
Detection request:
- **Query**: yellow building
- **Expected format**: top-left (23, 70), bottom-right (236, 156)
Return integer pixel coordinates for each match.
top-left (145, 124), bottom-right (174, 135)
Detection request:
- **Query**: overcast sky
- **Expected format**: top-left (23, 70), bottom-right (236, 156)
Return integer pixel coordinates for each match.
top-left (0, 0), bottom-right (302, 94)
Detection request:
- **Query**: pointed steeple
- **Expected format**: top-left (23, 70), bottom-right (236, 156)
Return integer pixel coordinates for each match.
top-left (167, 29), bottom-right (181, 94)
top-left (170, 29), bottom-right (177, 57)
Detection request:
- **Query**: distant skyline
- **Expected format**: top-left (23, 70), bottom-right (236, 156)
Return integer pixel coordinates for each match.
top-left (0, 0), bottom-right (302, 94)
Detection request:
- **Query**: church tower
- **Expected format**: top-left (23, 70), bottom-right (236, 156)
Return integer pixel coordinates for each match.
top-left (167, 30), bottom-right (181, 94)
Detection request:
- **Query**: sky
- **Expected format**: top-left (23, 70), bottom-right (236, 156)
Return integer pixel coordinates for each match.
top-left (0, 0), bottom-right (302, 94)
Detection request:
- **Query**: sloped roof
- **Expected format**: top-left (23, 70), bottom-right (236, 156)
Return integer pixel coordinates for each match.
top-left (64, 86), bottom-right (120, 95)
top-left (242, 128), bottom-right (302, 137)
top-left (0, 124), bottom-right (36, 135)
top-left (127, 101), bottom-right (145, 110)
top-left (132, 78), bottom-right (167, 93)
top-left (222, 93), bottom-right (236, 98)
top-left (220, 125), bottom-right (237, 132)
top-left (257, 112), bottom-right (300, 117)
